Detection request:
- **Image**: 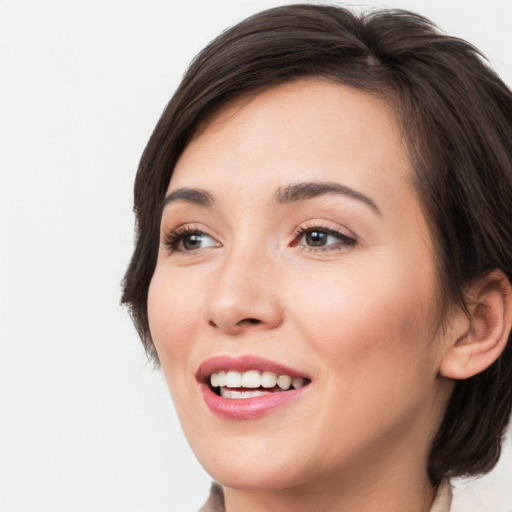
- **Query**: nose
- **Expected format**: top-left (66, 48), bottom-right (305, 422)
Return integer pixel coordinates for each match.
top-left (205, 246), bottom-right (283, 335)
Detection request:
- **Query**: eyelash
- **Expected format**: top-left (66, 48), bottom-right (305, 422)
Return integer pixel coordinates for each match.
top-left (291, 225), bottom-right (357, 252)
top-left (163, 225), bottom-right (214, 252)
top-left (162, 225), bottom-right (356, 253)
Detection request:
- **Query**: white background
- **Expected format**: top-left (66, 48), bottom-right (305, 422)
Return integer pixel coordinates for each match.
top-left (1, 1), bottom-right (511, 511)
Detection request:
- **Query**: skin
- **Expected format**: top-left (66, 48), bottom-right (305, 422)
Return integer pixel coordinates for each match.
top-left (147, 79), bottom-right (457, 512)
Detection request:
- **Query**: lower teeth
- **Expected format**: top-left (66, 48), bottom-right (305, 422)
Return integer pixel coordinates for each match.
top-left (219, 387), bottom-right (275, 399)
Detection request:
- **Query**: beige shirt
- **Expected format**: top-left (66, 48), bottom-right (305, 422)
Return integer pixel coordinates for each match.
top-left (199, 480), bottom-right (453, 512)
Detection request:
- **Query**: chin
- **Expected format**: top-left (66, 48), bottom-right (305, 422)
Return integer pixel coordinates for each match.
top-left (190, 433), bottom-right (313, 491)
top-left (204, 460), bottom-right (308, 492)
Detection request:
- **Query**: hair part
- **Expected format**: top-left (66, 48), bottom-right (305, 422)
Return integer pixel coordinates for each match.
top-left (122, 3), bottom-right (512, 485)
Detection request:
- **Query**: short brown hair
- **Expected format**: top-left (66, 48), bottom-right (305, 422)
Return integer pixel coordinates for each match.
top-left (122, 4), bottom-right (512, 484)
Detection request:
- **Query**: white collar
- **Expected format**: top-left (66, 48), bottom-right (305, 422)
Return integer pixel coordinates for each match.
top-left (429, 481), bottom-right (453, 512)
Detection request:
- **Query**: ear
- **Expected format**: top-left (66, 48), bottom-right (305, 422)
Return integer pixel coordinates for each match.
top-left (440, 269), bottom-right (512, 380)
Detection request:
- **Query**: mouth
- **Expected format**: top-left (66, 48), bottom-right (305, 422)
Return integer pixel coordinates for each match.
top-left (197, 356), bottom-right (312, 419)
top-left (209, 370), bottom-right (310, 399)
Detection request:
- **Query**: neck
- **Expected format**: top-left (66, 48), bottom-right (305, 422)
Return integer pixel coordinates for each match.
top-left (224, 468), bottom-right (436, 512)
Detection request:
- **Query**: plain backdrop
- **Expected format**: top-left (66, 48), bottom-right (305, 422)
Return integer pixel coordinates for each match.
top-left (1, 1), bottom-right (511, 511)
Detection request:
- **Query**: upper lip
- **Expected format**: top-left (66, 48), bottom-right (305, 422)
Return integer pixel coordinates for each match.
top-left (196, 355), bottom-right (311, 383)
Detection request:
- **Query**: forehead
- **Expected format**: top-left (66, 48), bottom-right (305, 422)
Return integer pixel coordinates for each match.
top-left (169, 79), bottom-right (415, 218)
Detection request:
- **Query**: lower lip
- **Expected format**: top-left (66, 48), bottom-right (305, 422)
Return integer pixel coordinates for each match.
top-left (200, 383), bottom-right (309, 420)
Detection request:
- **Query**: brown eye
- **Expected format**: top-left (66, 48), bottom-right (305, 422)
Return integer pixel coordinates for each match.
top-left (304, 231), bottom-right (328, 246)
top-left (295, 227), bottom-right (356, 251)
top-left (181, 233), bottom-right (206, 250)
top-left (178, 232), bottom-right (218, 251)
top-left (164, 229), bottom-right (219, 252)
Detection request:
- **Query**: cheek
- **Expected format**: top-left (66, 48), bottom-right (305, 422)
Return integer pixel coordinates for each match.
top-left (287, 258), bottom-right (440, 445)
top-left (147, 266), bottom-right (203, 370)
top-left (288, 254), bottom-right (438, 372)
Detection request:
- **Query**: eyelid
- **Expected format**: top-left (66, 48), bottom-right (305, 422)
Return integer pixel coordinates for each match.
top-left (161, 223), bottom-right (221, 253)
top-left (290, 221), bottom-right (357, 251)
top-left (291, 219), bottom-right (356, 239)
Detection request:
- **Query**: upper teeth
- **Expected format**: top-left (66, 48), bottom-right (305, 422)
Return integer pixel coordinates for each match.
top-left (210, 370), bottom-right (306, 390)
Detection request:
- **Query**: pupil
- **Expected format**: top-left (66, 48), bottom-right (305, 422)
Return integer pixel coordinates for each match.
top-left (183, 234), bottom-right (202, 250)
top-left (306, 231), bottom-right (326, 246)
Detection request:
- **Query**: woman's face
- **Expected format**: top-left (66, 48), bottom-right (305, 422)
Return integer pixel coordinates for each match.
top-left (148, 80), bottom-right (453, 491)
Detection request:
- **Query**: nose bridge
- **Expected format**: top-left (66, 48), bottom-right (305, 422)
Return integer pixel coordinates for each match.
top-left (205, 239), bottom-right (282, 334)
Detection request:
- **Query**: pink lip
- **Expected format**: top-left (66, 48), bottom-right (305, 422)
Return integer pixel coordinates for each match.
top-left (200, 384), bottom-right (308, 420)
top-left (197, 355), bottom-right (311, 420)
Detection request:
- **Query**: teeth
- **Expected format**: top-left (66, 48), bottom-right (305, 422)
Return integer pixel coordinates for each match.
top-left (261, 371), bottom-right (277, 388)
top-left (241, 370), bottom-right (261, 388)
top-left (220, 388), bottom-right (269, 399)
top-left (211, 371), bottom-right (226, 387)
top-left (225, 371), bottom-right (242, 387)
top-left (292, 377), bottom-right (305, 389)
top-left (209, 370), bottom-right (308, 392)
top-left (277, 374), bottom-right (292, 390)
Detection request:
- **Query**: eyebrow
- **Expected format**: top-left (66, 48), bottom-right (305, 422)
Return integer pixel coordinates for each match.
top-left (274, 181), bottom-right (381, 214)
top-left (162, 188), bottom-right (214, 210)
top-left (162, 181), bottom-right (380, 215)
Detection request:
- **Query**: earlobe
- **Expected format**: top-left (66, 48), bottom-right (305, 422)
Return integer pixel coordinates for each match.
top-left (440, 269), bottom-right (512, 380)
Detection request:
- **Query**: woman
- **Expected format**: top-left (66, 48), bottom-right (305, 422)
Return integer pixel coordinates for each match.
top-left (122, 4), bottom-right (512, 511)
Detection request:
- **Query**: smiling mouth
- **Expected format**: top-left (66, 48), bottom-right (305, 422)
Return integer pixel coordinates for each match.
top-left (209, 370), bottom-right (311, 399)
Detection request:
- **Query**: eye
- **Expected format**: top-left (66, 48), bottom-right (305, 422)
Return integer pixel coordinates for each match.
top-left (163, 227), bottom-right (219, 252)
top-left (293, 226), bottom-right (356, 251)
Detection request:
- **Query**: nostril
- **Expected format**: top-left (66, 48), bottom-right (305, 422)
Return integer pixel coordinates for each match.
top-left (207, 313), bottom-right (270, 332)
top-left (242, 318), bottom-right (261, 325)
